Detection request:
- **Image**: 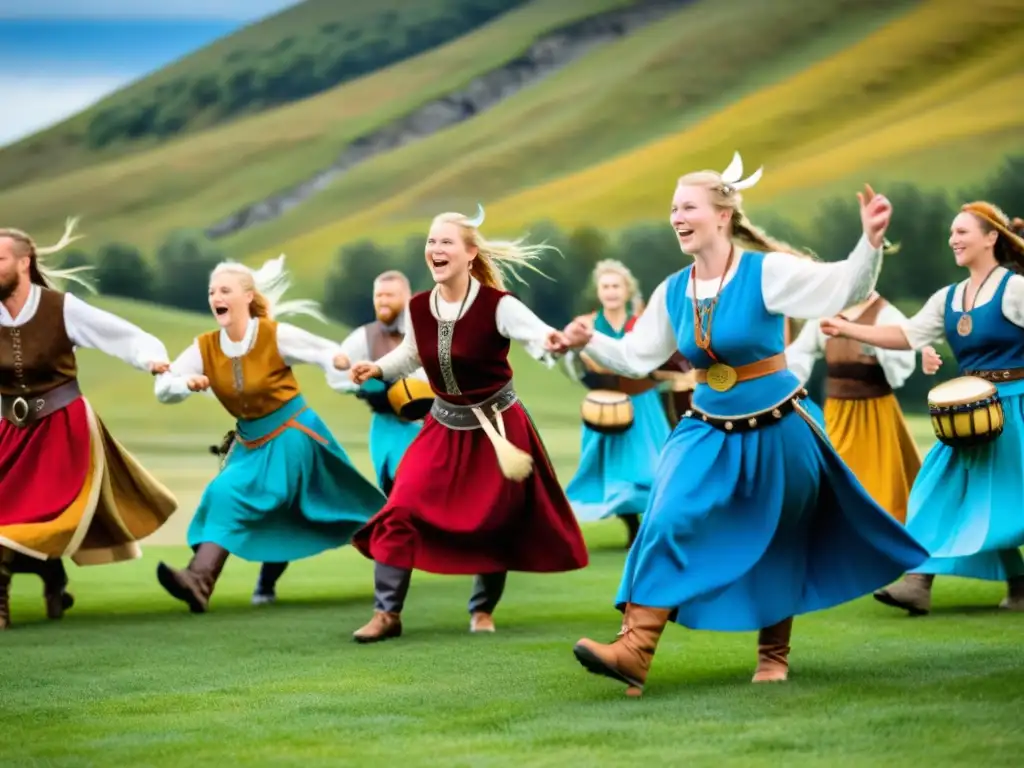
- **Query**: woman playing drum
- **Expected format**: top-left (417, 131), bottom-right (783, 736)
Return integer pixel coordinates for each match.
top-left (347, 206), bottom-right (588, 642)
top-left (560, 153), bottom-right (927, 695)
top-left (821, 204), bottom-right (1024, 615)
top-left (563, 260), bottom-right (671, 548)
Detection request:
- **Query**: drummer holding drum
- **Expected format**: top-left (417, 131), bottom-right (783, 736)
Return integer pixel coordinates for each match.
top-left (821, 203), bottom-right (1024, 615)
top-left (562, 260), bottom-right (671, 548)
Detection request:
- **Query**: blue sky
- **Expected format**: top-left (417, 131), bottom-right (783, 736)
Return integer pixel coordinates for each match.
top-left (0, 1), bottom-right (301, 147)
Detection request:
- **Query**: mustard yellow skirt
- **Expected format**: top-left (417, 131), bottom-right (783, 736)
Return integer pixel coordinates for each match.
top-left (824, 393), bottom-right (921, 524)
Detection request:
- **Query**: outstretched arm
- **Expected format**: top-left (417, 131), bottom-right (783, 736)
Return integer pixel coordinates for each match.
top-left (375, 308), bottom-right (423, 381)
top-left (784, 319), bottom-right (823, 386)
top-left (64, 293), bottom-right (170, 372)
top-left (574, 280), bottom-right (678, 377)
top-left (325, 327), bottom-right (368, 393)
top-left (821, 289), bottom-right (946, 351)
top-left (494, 296), bottom-right (566, 367)
top-left (871, 303), bottom-right (917, 387)
top-left (276, 322), bottom-right (344, 372)
top-left (154, 342), bottom-right (205, 404)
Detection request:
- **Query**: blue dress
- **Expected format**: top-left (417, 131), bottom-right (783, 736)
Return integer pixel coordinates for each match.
top-left (566, 311), bottom-right (671, 522)
top-left (613, 252), bottom-right (929, 631)
top-left (906, 272), bottom-right (1024, 581)
top-left (190, 394), bottom-right (386, 562)
top-left (359, 379), bottom-right (422, 493)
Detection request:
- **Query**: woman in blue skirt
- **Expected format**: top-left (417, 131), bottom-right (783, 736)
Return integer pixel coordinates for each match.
top-left (153, 256), bottom-right (386, 612)
top-left (822, 202), bottom-right (1024, 615)
top-left (560, 153), bottom-right (928, 694)
top-left (564, 260), bottom-right (670, 548)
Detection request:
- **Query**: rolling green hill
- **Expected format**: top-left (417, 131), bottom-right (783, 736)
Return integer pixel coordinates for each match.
top-left (0, 0), bottom-right (531, 189)
top-left (1, 0), bottom-right (1020, 300)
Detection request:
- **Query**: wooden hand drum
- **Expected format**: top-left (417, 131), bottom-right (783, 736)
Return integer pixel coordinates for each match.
top-left (581, 390), bottom-right (634, 435)
top-left (928, 375), bottom-right (1004, 447)
top-left (386, 377), bottom-right (435, 422)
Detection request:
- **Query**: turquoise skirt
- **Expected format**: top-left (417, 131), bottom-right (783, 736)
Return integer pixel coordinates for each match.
top-left (906, 380), bottom-right (1024, 581)
top-left (616, 399), bottom-right (929, 631)
top-left (188, 395), bottom-right (385, 562)
top-left (368, 412), bottom-right (421, 490)
top-left (567, 389), bottom-right (670, 521)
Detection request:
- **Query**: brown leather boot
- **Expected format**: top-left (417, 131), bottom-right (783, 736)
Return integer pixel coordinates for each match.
top-left (752, 617), bottom-right (793, 682)
top-left (156, 543), bottom-right (229, 613)
top-left (470, 612), bottom-right (495, 633)
top-left (999, 576), bottom-right (1024, 610)
top-left (873, 573), bottom-right (933, 615)
top-left (352, 610), bottom-right (402, 643)
top-left (573, 604), bottom-right (671, 696)
top-left (0, 555), bottom-right (11, 631)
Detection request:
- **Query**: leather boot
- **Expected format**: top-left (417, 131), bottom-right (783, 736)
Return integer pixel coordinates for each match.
top-left (156, 543), bottom-right (229, 613)
top-left (752, 617), bottom-right (793, 683)
top-left (999, 576), bottom-right (1024, 611)
top-left (470, 612), bottom-right (495, 632)
top-left (41, 559), bottom-right (73, 620)
top-left (353, 611), bottom-right (402, 643)
top-left (873, 573), bottom-right (933, 615)
top-left (0, 554), bottom-right (11, 631)
top-left (573, 604), bottom-right (671, 696)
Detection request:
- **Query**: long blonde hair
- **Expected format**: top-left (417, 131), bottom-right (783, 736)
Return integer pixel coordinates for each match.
top-left (432, 206), bottom-right (559, 291)
top-left (210, 255), bottom-right (326, 322)
top-left (675, 170), bottom-right (813, 259)
top-left (592, 258), bottom-right (643, 317)
top-left (0, 217), bottom-right (96, 292)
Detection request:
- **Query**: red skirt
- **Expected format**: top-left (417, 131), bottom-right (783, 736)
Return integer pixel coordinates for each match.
top-left (352, 402), bottom-right (589, 575)
top-left (0, 398), bottom-right (91, 526)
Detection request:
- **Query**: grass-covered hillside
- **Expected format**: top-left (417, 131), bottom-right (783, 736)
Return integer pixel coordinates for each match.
top-left (0, 0), bottom-right (1020, 295)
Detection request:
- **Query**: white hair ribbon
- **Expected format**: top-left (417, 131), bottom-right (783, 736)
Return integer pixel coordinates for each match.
top-left (464, 203), bottom-right (485, 228)
top-left (720, 152), bottom-right (763, 192)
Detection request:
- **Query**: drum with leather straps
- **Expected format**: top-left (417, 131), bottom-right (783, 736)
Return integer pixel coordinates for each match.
top-left (928, 375), bottom-right (1004, 447)
top-left (386, 377), bottom-right (435, 422)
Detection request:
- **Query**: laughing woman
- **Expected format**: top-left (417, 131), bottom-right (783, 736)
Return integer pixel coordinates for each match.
top-left (153, 256), bottom-right (386, 612)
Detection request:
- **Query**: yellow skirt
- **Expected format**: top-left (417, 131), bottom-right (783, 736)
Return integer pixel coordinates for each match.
top-left (0, 399), bottom-right (179, 565)
top-left (824, 393), bottom-right (921, 524)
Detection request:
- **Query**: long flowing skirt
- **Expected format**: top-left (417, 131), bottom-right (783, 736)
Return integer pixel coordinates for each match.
top-left (188, 395), bottom-right (385, 562)
top-left (352, 402), bottom-right (589, 575)
top-left (905, 385), bottom-right (1024, 581)
top-left (616, 399), bottom-right (929, 631)
top-left (824, 393), bottom-right (921, 523)
top-left (0, 397), bottom-right (178, 564)
top-left (567, 388), bottom-right (670, 522)
top-left (368, 412), bottom-right (420, 490)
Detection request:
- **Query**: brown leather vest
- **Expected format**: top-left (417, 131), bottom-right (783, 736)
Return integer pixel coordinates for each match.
top-left (363, 320), bottom-right (404, 363)
top-left (197, 317), bottom-right (300, 420)
top-left (0, 288), bottom-right (77, 397)
top-left (824, 296), bottom-right (892, 400)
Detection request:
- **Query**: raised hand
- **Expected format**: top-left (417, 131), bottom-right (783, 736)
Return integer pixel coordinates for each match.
top-left (921, 345), bottom-right (942, 375)
top-left (148, 361), bottom-right (171, 375)
top-left (819, 317), bottom-right (848, 338)
top-left (333, 352), bottom-right (351, 370)
top-left (858, 183), bottom-right (892, 249)
top-left (187, 375), bottom-right (211, 392)
top-left (350, 361), bottom-right (383, 384)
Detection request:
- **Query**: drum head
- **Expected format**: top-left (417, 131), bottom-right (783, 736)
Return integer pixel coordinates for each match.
top-left (928, 375), bottom-right (996, 406)
top-left (586, 389), bottom-right (630, 405)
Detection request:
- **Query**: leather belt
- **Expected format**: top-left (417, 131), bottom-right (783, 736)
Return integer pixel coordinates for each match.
top-left (0, 380), bottom-right (83, 428)
top-left (693, 352), bottom-right (788, 392)
top-left (431, 380), bottom-right (518, 430)
top-left (684, 388), bottom-right (809, 433)
top-left (964, 367), bottom-right (1024, 383)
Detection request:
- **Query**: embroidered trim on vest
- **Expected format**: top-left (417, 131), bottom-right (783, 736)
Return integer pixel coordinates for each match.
top-left (437, 318), bottom-right (460, 395)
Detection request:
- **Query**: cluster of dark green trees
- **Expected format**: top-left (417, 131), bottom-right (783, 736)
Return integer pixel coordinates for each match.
top-left (63, 155), bottom-right (1022, 410)
top-left (85, 0), bottom-right (528, 149)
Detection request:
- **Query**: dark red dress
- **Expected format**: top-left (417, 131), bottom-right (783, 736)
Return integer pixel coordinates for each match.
top-left (351, 285), bottom-right (589, 575)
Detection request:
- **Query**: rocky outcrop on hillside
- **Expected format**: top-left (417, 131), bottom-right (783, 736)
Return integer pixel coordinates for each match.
top-left (204, 0), bottom-right (692, 240)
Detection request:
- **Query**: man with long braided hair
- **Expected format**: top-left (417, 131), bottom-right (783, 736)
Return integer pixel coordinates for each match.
top-left (0, 218), bottom-right (178, 630)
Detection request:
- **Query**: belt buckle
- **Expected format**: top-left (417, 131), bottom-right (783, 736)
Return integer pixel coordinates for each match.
top-left (10, 396), bottom-right (31, 427)
top-left (705, 363), bottom-right (738, 392)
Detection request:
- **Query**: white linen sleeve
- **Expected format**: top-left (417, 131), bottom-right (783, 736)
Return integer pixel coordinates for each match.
top-left (869, 303), bottom-right (917, 388)
top-left (154, 341), bottom-right (205, 404)
top-left (899, 288), bottom-right (947, 350)
top-left (784, 320), bottom-right (823, 387)
top-left (581, 280), bottom-right (678, 377)
top-left (495, 295), bottom-right (559, 367)
top-left (63, 293), bottom-right (170, 372)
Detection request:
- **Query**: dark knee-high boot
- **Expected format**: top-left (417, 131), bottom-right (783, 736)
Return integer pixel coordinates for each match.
top-left (40, 559), bottom-right (73, 619)
top-left (353, 562), bottom-right (410, 643)
top-left (467, 572), bottom-right (506, 633)
top-left (156, 543), bottom-right (230, 613)
top-left (753, 617), bottom-right (793, 682)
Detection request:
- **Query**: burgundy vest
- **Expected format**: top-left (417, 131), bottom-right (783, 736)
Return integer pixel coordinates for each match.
top-left (409, 285), bottom-right (513, 405)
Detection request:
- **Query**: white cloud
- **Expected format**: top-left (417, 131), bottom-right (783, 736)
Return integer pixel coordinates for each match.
top-left (0, 1), bottom-right (299, 21)
top-left (0, 74), bottom-right (132, 148)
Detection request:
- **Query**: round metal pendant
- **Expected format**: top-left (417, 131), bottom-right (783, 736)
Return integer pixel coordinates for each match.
top-left (706, 363), bottom-right (738, 392)
top-left (957, 313), bottom-right (973, 337)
